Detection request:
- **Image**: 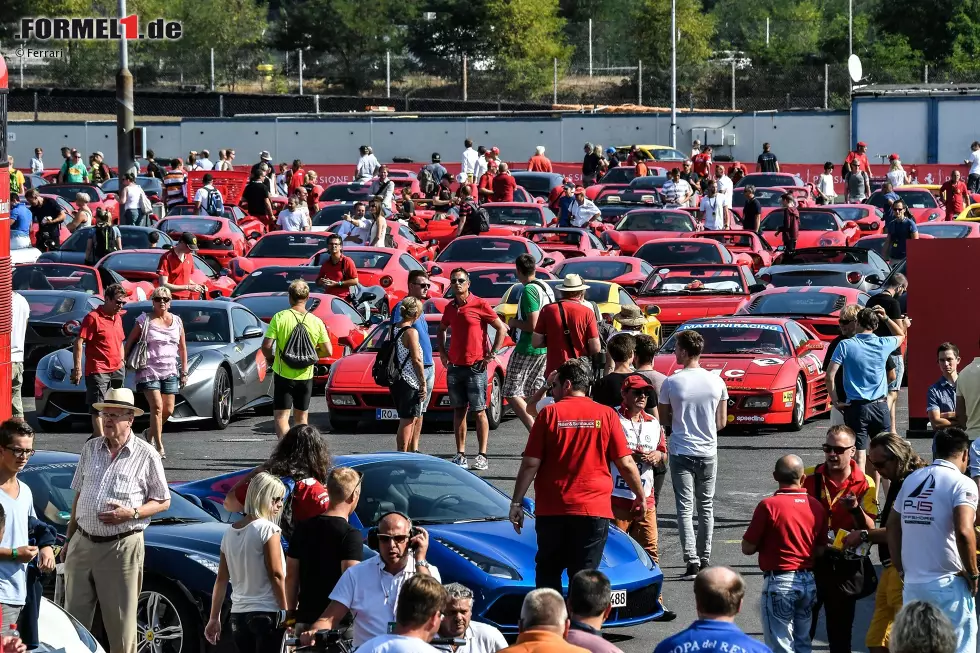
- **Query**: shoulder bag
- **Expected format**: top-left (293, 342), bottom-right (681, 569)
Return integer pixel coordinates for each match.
top-left (811, 472), bottom-right (879, 600)
top-left (127, 313), bottom-right (151, 371)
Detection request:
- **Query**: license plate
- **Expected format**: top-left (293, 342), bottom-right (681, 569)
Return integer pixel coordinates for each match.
top-left (376, 409), bottom-right (399, 420)
top-left (610, 590), bottom-right (627, 608)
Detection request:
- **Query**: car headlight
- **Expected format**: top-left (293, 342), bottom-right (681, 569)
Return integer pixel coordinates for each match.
top-left (437, 539), bottom-right (522, 579)
top-left (331, 394), bottom-right (356, 406)
top-left (627, 534), bottom-right (655, 570)
top-left (743, 396), bottom-right (773, 409)
top-left (49, 356), bottom-right (67, 382)
top-left (187, 553), bottom-right (220, 574)
top-left (928, 212), bottom-right (939, 221)
top-left (185, 353), bottom-right (204, 376)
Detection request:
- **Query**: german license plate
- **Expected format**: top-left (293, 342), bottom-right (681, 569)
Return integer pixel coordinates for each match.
top-left (376, 409), bottom-right (399, 420)
top-left (610, 590), bottom-right (627, 608)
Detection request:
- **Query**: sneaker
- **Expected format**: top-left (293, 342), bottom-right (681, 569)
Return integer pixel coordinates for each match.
top-left (653, 608), bottom-right (677, 622)
top-left (700, 558), bottom-right (711, 570)
top-left (681, 563), bottom-right (700, 581)
top-left (472, 454), bottom-right (489, 471)
top-left (451, 453), bottom-right (469, 469)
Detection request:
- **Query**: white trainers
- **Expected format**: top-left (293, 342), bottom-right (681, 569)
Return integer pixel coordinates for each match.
top-left (472, 454), bottom-right (489, 471)
top-left (451, 453), bottom-right (469, 469)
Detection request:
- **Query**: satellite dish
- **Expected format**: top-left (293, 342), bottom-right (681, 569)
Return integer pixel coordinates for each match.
top-left (848, 54), bottom-right (863, 83)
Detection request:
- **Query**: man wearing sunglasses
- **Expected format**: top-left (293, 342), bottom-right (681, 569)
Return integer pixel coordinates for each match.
top-left (71, 284), bottom-right (127, 439)
top-left (881, 202), bottom-right (918, 265)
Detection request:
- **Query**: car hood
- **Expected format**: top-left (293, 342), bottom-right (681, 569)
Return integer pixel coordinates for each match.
top-left (635, 295), bottom-right (747, 322)
top-left (657, 355), bottom-right (784, 385)
top-left (330, 352), bottom-right (380, 387)
top-left (146, 520), bottom-right (226, 557)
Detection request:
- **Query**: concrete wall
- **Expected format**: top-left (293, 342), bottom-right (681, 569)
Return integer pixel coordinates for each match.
top-left (6, 111), bottom-right (849, 167)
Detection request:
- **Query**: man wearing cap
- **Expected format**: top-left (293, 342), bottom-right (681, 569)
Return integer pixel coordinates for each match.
top-left (569, 187), bottom-right (601, 229)
top-left (355, 146), bottom-right (380, 182)
top-left (64, 388), bottom-right (170, 653)
top-left (845, 142), bottom-right (871, 177)
top-left (491, 163), bottom-right (517, 203)
top-left (251, 150), bottom-right (273, 179)
top-left (662, 168), bottom-right (693, 207)
top-left (556, 183), bottom-right (576, 227)
top-left (61, 149), bottom-right (90, 184)
top-left (157, 233), bottom-right (207, 301)
top-left (89, 152), bottom-right (110, 186)
top-left (198, 149), bottom-right (214, 171)
top-left (940, 170), bottom-right (971, 222)
top-left (532, 275), bottom-right (602, 377)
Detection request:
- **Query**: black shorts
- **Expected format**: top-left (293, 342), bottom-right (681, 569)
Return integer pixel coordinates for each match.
top-left (86, 369), bottom-right (126, 415)
top-left (390, 377), bottom-right (423, 419)
top-left (273, 374), bottom-right (313, 412)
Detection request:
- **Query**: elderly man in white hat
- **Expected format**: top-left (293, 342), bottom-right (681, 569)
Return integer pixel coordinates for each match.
top-left (532, 274), bottom-right (602, 377)
top-left (63, 388), bottom-right (170, 653)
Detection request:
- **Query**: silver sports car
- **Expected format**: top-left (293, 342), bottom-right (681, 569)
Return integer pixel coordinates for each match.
top-left (33, 300), bottom-right (274, 431)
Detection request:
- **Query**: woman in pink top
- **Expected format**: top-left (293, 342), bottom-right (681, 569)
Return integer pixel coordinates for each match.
top-left (124, 287), bottom-right (187, 458)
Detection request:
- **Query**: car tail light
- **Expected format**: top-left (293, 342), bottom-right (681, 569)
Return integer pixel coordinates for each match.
top-left (62, 320), bottom-right (80, 336)
top-left (223, 238), bottom-right (232, 246)
top-left (34, 377), bottom-right (46, 400)
top-left (380, 275), bottom-right (393, 288)
top-left (846, 271), bottom-right (862, 284)
top-left (760, 273), bottom-right (771, 283)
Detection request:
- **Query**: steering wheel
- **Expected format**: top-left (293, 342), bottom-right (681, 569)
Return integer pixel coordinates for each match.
top-left (429, 494), bottom-right (463, 514)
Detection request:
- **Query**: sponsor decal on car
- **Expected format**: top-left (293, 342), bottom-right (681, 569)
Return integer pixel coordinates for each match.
top-left (782, 390), bottom-right (794, 403)
top-left (735, 415), bottom-right (766, 423)
top-left (685, 322), bottom-right (781, 331)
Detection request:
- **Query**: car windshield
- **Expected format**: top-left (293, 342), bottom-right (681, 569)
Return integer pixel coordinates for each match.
top-left (695, 233), bottom-right (757, 249)
top-left (437, 239), bottom-right (529, 264)
top-left (528, 231), bottom-right (582, 247)
top-left (443, 270), bottom-right (521, 299)
top-left (918, 224), bottom-right (970, 238)
top-left (14, 266), bottom-right (99, 293)
top-left (618, 211), bottom-right (693, 232)
top-left (38, 185), bottom-right (99, 201)
top-left (234, 295), bottom-right (321, 319)
top-left (123, 305), bottom-right (230, 342)
top-left (650, 148), bottom-right (686, 161)
top-left (598, 168), bottom-right (635, 184)
top-left (313, 205), bottom-right (356, 227)
top-left (322, 185), bottom-right (370, 201)
top-left (598, 204), bottom-right (633, 221)
top-left (747, 292), bottom-right (847, 315)
top-left (24, 295), bottom-right (80, 318)
top-left (660, 322), bottom-right (790, 356)
top-left (352, 459), bottom-right (511, 525)
top-left (640, 266), bottom-right (745, 295)
top-left (485, 206), bottom-right (542, 227)
top-left (829, 206), bottom-right (872, 222)
top-left (158, 218), bottom-right (222, 236)
top-left (761, 212), bottom-right (839, 232)
top-left (511, 174), bottom-right (557, 195)
top-left (21, 459), bottom-right (216, 527)
top-left (735, 174), bottom-right (799, 189)
top-left (102, 252), bottom-right (163, 273)
top-left (538, 280), bottom-right (609, 303)
top-left (897, 190), bottom-right (938, 209)
top-left (557, 260), bottom-right (630, 281)
top-left (732, 188), bottom-right (784, 208)
top-left (249, 234), bottom-right (333, 258)
top-left (61, 228), bottom-right (170, 253)
top-left (347, 251), bottom-right (392, 269)
top-left (629, 176), bottom-right (668, 189)
top-left (637, 242), bottom-right (723, 264)
top-left (231, 269), bottom-right (321, 297)
top-left (776, 249), bottom-right (869, 265)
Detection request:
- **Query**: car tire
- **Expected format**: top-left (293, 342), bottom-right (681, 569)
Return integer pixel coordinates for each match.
top-left (208, 367), bottom-right (233, 430)
top-left (487, 372), bottom-right (503, 431)
top-left (786, 377), bottom-right (806, 432)
top-left (138, 578), bottom-right (202, 653)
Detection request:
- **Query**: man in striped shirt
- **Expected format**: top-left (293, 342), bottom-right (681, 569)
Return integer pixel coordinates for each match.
top-left (63, 388), bottom-right (170, 653)
top-left (162, 158), bottom-right (188, 208)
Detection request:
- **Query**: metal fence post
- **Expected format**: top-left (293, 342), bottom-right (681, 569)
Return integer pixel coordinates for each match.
top-left (463, 54), bottom-right (468, 101)
top-left (824, 63), bottom-right (829, 109)
top-left (315, 94), bottom-right (320, 114)
top-left (386, 51), bottom-right (391, 99)
top-left (33, 91), bottom-right (38, 121)
top-left (19, 57), bottom-right (24, 88)
top-left (731, 61), bottom-right (735, 110)
top-left (219, 94), bottom-right (224, 118)
top-left (588, 19), bottom-right (593, 78)
top-left (638, 60), bottom-right (643, 106)
top-left (925, 64), bottom-right (929, 83)
top-left (554, 58), bottom-right (558, 105)
top-left (298, 50), bottom-right (304, 96)
top-left (210, 48), bottom-right (215, 91)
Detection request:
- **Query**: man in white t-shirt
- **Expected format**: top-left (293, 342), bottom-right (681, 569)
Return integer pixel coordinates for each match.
top-left (659, 328), bottom-right (728, 581)
top-left (569, 187), bottom-right (601, 228)
top-left (888, 428), bottom-right (979, 653)
top-left (193, 174), bottom-right (223, 216)
top-left (434, 584), bottom-right (507, 653)
top-left (356, 146), bottom-right (381, 182)
top-left (964, 141), bottom-right (980, 194)
top-left (698, 180), bottom-right (730, 231)
top-left (357, 575), bottom-right (447, 653)
top-left (277, 196), bottom-right (309, 232)
top-left (301, 512), bottom-right (441, 648)
top-left (461, 139), bottom-right (479, 182)
top-left (713, 165), bottom-right (733, 205)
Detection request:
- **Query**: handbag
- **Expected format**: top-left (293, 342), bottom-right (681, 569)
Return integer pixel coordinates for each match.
top-left (127, 314), bottom-right (150, 371)
top-left (139, 187), bottom-right (153, 215)
top-left (811, 472), bottom-right (879, 600)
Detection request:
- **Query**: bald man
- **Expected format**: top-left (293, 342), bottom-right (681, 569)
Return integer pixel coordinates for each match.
top-left (654, 568), bottom-right (770, 653)
top-left (501, 588), bottom-right (588, 653)
top-left (742, 457), bottom-right (826, 653)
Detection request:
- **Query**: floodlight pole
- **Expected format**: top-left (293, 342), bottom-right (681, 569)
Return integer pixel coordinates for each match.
top-left (116, 0), bottom-right (135, 177)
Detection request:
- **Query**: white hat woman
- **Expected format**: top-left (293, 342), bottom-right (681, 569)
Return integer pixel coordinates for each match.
top-left (205, 472), bottom-right (288, 653)
top-left (68, 192), bottom-right (93, 233)
top-left (887, 154), bottom-right (910, 188)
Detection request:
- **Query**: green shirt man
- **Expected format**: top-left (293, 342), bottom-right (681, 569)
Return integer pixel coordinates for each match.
top-left (61, 158), bottom-right (90, 184)
top-left (515, 282), bottom-right (549, 357)
top-left (265, 308), bottom-right (330, 381)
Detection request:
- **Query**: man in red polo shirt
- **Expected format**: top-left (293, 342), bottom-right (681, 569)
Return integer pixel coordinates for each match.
top-left (157, 232), bottom-right (206, 300)
top-left (316, 235), bottom-right (360, 298)
top-left (438, 268), bottom-right (508, 471)
top-left (532, 274), bottom-right (601, 376)
top-left (491, 162), bottom-right (517, 202)
top-left (940, 169), bottom-right (971, 221)
top-left (510, 358), bottom-right (645, 592)
top-left (844, 141), bottom-right (871, 177)
top-left (70, 283), bottom-right (127, 438)
top-left (742, 454), bottom-right (827, 653)
top-left (692, 146), bottom-right (712, 178)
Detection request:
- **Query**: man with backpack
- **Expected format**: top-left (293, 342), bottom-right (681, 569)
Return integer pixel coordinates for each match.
top-left (24, 188), bottom-right (66, 252)
top-left (85, 210), bottom-right (123, 265)
top-left (504, 254), bottom-right (555, 432)
top-left (456, 186), bottom-right (489, 236)
top-left (262, 279), bottom-right (333, 439)
top-left (193, 173), bottom-right (225, 217)
top-left (419, 154), bottom-right (448, 199)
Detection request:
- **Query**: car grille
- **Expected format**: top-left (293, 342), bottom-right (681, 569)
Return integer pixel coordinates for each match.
top-left (611, 583), bottom-right (663, 620)
top-left (362, 395), bottom-right (396, 408)
top-left (30, 324), bottom-right (70, 339)
top-left (660, 324), bottom-right (678, 341)
top-left (483, 593), bottom-right (526, 628)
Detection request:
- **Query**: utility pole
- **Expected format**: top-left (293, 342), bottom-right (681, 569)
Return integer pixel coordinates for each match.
top-left (670, 0), bottom-right (677, 147)
top-left (588, 18), bottom-right (593, 78)
top-left (298, 50), bottom-right (304, 95)
top-left (116, 0), bottom-right (135, 177)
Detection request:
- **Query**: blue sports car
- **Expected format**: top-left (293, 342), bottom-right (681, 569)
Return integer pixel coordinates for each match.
top-left (177, 453), bottom-right (666, 632)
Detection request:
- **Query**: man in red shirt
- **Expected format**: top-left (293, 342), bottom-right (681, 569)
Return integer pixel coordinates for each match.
top-left (438, 268), bottom-right (508, 472)
top-left (288, 159), bottom-right (306, 194)
top-left (510, 358), bottom-right (645, 592)
top-left (692, 146), bottom-right (712, 178)
top-left (844, 141), bottom-right (871, 177)
top-left (742, 454), bottom-right (826, 653)
top-left (527, 146), bottom-right (553, 173)
top-left (316, 235), bottom-right (360, 298)
top-left (157, 232), bottom-right (206, 300)
top-left (491, 162), bottom-right (517, 202)
top-left (71, 283), bottom-right (127, 438)
top-left (477, 160), bottom-right (499, 202)
top-left (532, 274), bottom-right (601, 376)
top-left (940, 169), bottom-right (971, 221)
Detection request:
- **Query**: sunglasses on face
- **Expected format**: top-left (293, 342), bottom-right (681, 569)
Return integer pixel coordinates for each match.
top-left (870, 457), bottom-right (891, 469)
top-left (451, 278), bottom-right (468, 285)
top-left (377, 534), bottom-right (410, 545)
top-left (822, 444), bottom-right (854, 455)
top-left (413, 282), bottom-right (431, 289)
top-left (839, 318), bottom-right (854, 325)
top-left (153, 297), bottom-right (171, 303)
top-left (630, 389), bottom-right (652, 397)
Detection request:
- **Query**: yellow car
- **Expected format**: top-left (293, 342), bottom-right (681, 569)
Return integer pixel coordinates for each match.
top-left (495, 279), bottom-right (661, 345)
top-left (614, 145), bottom-right (687, 162)
top-left (956, 203), bottom-right (980, 221)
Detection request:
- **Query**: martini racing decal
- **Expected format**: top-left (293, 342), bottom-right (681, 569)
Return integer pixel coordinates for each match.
top-left (752, 358), bottom-right (784, 366)
top-left (685, 322), bottom-right (781, 331)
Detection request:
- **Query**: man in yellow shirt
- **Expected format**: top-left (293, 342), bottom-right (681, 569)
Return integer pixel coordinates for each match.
top-left (262, 279), bottom-right (332, 438)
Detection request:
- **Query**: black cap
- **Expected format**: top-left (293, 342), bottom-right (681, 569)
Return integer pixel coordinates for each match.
top-left (181, 232), bottom-right (199, 250)
top-left (432, 152), bottom-right (441, 162)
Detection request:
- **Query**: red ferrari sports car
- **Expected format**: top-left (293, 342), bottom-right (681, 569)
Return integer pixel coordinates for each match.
top-left (415, 203), bottom-right (557, 250)
top-left (524, 228), bottom-right (608, 259)
top-left (604, 209), bottom-right (699, 255)
top-left (232, 291), bottom-right (371, 384)
top-left (39, 184), bottom-right (120, 221)
top-left (319, 219), bottom-right (438, 262)
top-left (12, 262), bottom-right (154, 302)
top-left (96, 249), bottom-right (237, 298)
top-left (634, 238), bottom-right (752, 268)
top-left (156, 217), bottom-right (249, 271)
top-left (428, 235), bottom-right (563, 274)
top-left (552, 256), bottom-right (653, 294)
top-left (686, 230), bottom-right (775, 272)
top-left (759, 209), bottom-right (862, 249)
top-left (916, 221), bottom-right (980, 239)
top-left (634, 264), bottom-right (765, 342)
top-left (824, 204), bottom-right (886, 234)
top-left (326, 315), bottom-right (511, 430)
top-left (734, 173), bottom-right (807, 190)
top-left (735, 285), bottom-right (870, 342)
top-left (654, 317), bottom-right (830, 430)
top-left (229, 232), bottom-right (335, 282)
top-left (867, 188), bottom-right (943, 223)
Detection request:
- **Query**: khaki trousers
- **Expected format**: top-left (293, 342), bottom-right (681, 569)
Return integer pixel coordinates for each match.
top-left (64, 531), bottom-right (144, 653)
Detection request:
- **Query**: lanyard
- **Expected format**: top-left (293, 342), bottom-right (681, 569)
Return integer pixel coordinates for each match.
top-left (821, 481), bottom-right (851, 526)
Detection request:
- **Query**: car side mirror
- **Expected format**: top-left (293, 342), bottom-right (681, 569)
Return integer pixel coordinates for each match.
top-left (748, 283), bottom-right (767, 293)
top-left (645, 304), bottom-right (661, 316)
top-left (105, 193), bottom-right (117, 201)
top-left (219, 268), bottom-right (231, 277)
top-left (865, 274), bottom-right (882, 286)
top-left (240, 325), bottom-right (264, 340)
top-left (541, 257), bottom-right (556, 267)
top-left (430, 265), bottom-right (443, 276)
top-left (521, 497), bottom-right (535, 514)
top-left (337, 335), bottom-right (354, 349)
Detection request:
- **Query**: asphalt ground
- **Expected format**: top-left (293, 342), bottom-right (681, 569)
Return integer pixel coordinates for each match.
top-left (24, 389), bottom-right (925, 653)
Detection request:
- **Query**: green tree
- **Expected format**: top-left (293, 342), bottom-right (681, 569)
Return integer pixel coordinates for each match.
top-left (948, 0), bottom-right (980, 73)
top-left (405, 0), bottom-right (491, 82)
top-left (712, 0), bottom-right (822, 65)
top-left (483, 0), bottom-right (571, 100)
top-left (872, 0), bottom-right (955, 64)
top-left (631, 0), bottom-right (715, 70)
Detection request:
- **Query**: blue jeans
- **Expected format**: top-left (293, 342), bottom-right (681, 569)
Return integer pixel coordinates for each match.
top-left (903, 576), bottom-right (976, 653)
top-left (670, 454), bottom-right (716, 564)
top-left (761, 570), bottom-right (817, 653)
top-left (888, 354), bottom-right (904, 392)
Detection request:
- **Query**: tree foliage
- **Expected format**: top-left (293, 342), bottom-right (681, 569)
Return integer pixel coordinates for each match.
top-left (631, 0), bottom-right (716, 70)
top-left (483, 0), bottom-right (571, 99)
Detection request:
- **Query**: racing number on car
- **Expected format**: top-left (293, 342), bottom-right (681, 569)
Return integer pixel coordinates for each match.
top-left (752, 358), bottom-right (784, 366)
top-left (724, 369), bottom-right (745, 378)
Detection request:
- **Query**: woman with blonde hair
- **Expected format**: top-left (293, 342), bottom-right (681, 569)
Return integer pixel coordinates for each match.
top-left (67, 192), bottom-right (93, 233)
top-left (205, 472), bottom-right (288, 653)
top-left (392, 296), bottom-right (426, 451)
top-left (124, 286), bottom-right (187, 458)
top-left (887, 154), bottom-right (910, 188)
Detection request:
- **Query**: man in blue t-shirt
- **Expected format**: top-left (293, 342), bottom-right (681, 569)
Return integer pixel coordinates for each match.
top-left (391, 269), bottom-right (434, 452)
top-left (879, 181), bottom-right (901, 223)
top-left (10, 200), bottom-right (33, 250)
top-left (557, 183), bottom-right (576, 227)
top-left (882, 199), bottom-right (919, 262)
top-left (655, 567), bottom-right (771, 653)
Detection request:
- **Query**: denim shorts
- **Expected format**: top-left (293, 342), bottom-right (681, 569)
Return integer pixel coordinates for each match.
top-left (137, 375), bottom-right (180, 395)
top-left (888, 354), bottom-right (904, 392)
top-left (446, 364), bottom-right (488, 411)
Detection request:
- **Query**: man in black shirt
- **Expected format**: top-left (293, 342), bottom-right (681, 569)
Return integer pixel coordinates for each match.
top-left (25, 188), bottom-right (66, 251)
top-left (756, 142), bottom-right (780, 173)
top-left (286, 467), bottom-right (364, 626)
top-left (742, 185), bottom-right (763, 233)
top-left (242, 167), bottom-right (274, 227)
top-left (592, 333), bottom-right (637, 408)
top-left (582, 143), bottom-right (601, 187)
top-left (865, 274), bottom-right (909, 432)
top-left (680, 160), bottom-right (701, 194)
top-left (145, 149), bottom-right (163, 179)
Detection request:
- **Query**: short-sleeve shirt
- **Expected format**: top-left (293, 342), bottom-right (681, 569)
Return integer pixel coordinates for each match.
top-left (11, 203), bottom-right (32, 237)
top-left (287, 515), bottom-right (364, 623)
top-left (958, 358), bottom-right (980, 440)
top-left (699, 195), bottom-right (730, 230)
top-left (516, 283), bottom-right (548, 357)
top-left (30, 197), bottom-right (64, 232)
top-left (264, 309), bottom-right (329, 380)
top-left (533, 300), bottom-right (599, 376)
top-left (830, 333), bottom-right (902, 401)
top-left (659, 367), bottom-right (728, 457)
top-left (524, 395), bottom-right (632, 518)
top-left (940, 180), bottom-right (968, 214)
top-left (881, 191), bottom-right (900, 222)
top-left (803, 461), bottom-right (878, 533)
top-left (895, 460), bottom-right (979, 583)
top-left (491, 174), bottom-right (516, 202)
top-left (163, 170), bottom-right (188, 207)
top-left (654, 621), bottom-right (770, 653)
top-left (742, 488), bottom-right (826, 571)
top-left (62, 161), bottom-right (89, 183)
top-left (440, 295), bottom-right (497, 366)
top-left (393, 303), bottom-right (433, 366)
top-left (78, 307), bottom-right (124, 375)
top-left (928, 377), bottom-right (956, 415)
top-left (156, 249), bottom-right (196, 300)
top-left (611, 407), bottom-right (664, 510)
top-left (742, 199), bottom-right (762, 232)
top-left (844, 151), bottom-right (870, 175)
top-left (242, 181), bottom-right (271, 215)
top-left (221, 518), bottom-right (285, 613)
top-left (884, 219), bottom-right (918, 259)
top-left (317, 255), bottom-right (358, 297)
top-left (757, 152), bottom-right (779, 173)
top-left (0, 481), bottom-right (37, 604)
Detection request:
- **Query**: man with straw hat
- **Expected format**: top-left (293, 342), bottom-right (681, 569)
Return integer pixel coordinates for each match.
top-left (63, 388), bottom-right (171, 653)
top-left (532, 274), bottom-right (602, 377)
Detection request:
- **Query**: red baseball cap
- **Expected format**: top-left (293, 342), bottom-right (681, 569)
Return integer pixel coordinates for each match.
top-left (889, 153), bottom-right (900, 160)
top-left (621, 374), bottom-right (654, 396)
top-left (857, 141), bottom-right (868, 147)
top-left (491, 147), bottom-right (500, 155)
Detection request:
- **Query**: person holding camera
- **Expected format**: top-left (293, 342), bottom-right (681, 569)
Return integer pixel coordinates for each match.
top-left (301, 512), bottom-right (441, 649)
top-left (357, 576), bottom-right (449, 653)
top-left (24, 189), bottom-right (65, 253)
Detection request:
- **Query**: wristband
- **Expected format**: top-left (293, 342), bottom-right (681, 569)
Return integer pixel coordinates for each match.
top-left (11, 549), bottom-right (17, 561)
